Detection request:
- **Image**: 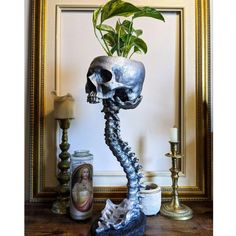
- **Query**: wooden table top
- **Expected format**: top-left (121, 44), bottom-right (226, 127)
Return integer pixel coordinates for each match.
top-left (25, 201), bottom-right (213, 236)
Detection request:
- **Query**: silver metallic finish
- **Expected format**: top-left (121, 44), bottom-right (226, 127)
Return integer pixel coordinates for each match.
top-left (85, 56), bottom-right (145, 233)
top-left (96, 199), bottom-right (140, 233)
top-left (86, 56), bottom-right (145, 109)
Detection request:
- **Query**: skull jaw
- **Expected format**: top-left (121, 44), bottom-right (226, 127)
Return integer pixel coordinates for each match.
top-left (114, 95), bottom-right (143, 110)
top-left (87, 90), bottom-right (143, 111)
top-left (87, 90), bottom-right (115, 104)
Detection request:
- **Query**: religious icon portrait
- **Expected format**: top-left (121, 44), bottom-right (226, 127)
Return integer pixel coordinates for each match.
top-left (71, 163), bottom-right (93, 212)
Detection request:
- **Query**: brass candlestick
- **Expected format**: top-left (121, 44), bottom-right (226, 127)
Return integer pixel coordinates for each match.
top-left (160, 141), bottom-right (193, 220)
top-left (51, 118), bottom-right (72, 214)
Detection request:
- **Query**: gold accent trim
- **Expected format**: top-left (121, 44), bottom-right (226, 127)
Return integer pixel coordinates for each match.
top-left (28, 0), bottom-right (47, 200)
top-left (160, 202), bottom-right (193, 220)
top-left (27, 0), bottom-right (212, 202)
top-left (195, 0), bottom-right (212, 200)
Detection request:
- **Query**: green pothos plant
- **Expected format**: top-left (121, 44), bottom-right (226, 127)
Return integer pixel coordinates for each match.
top-left (93, 0), bottom-right (165, 59)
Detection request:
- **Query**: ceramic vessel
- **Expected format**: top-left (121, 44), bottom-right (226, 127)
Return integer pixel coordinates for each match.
top-left (140, 182), bottom-right (161, 216)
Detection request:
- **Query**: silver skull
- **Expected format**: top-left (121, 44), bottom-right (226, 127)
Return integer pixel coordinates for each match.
top-left (85, 56), bottom-right (145, 109)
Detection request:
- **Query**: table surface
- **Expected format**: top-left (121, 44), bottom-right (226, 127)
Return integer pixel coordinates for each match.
top-left (25, 201), bottom-right (213, 236)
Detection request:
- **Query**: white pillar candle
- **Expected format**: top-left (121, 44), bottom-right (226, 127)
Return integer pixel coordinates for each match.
top-left (170, 126), bottom-right (178, 142)
top-left (54, 93), bottom-right (75, 119)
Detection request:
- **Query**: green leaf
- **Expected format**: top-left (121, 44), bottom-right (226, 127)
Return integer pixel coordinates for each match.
top-left (111, 45), bottom-right (118, 55)
top-left (133, 37), bottom-right (147, 54)
top-left (92, 7), bottom-right (102, 28)
top-left (122, 20), bottom-right (132, 30)
top-left (115, 20), bottom-right (120, 32)
top-left (115, 20), bottom-right (126, 38)
top-left (96, 24), bottom-right (115, 33)
top-left (122, 44), bottom-right (133, 56)
top-left (121, 35), bottom-right (136, 57)
top-left (121, 20), bottom-right (142, 37)
top-left (133, 7), bottom-right (165, 22)
top-left (101, 0), bottom-right (141, 22)
top-left (117, 39), bottom-right (125, 49)
top-left (134, 46), bottom-right (142, 53)
top-left (134, 29), bottom-right (143, 37)
top-left (120, 33), bottom-right (129, 42)
top-left (102, 32), bottom-right (116, 47)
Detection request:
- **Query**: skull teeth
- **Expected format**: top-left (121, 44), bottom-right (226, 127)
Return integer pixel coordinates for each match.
top-left (87, 91), bottom-right (101, 104)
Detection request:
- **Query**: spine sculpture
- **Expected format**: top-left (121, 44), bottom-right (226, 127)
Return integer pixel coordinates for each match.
top-left (103, 99), bottom-right (143, 208)
top-left (85, 56), bottom-right (146, 233)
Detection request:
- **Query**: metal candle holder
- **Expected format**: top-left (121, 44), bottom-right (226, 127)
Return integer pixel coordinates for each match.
top-left (160, 141), bottom-right (193, 220)
top-left (51, 118), bottom-right (72, 214)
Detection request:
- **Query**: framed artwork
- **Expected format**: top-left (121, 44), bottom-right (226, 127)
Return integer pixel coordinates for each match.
top-left (27, 0), bottom-right (212, 202)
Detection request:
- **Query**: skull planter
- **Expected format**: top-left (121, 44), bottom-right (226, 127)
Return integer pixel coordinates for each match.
top-left (86, 56), bottom-right (145, 109)
top-left (86, 56), bottom-right (146, 235)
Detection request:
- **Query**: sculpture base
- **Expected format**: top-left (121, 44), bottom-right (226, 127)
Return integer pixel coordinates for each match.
top-left (90, 212), bottom-right (146, 236)
top-left (160, 202), bottom-right (193, 220)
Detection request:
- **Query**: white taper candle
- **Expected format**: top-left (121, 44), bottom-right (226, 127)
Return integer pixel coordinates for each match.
top-left (170, 126), bottom-right (178, 142)
top-left (53, 93), bottom-right (75, 119)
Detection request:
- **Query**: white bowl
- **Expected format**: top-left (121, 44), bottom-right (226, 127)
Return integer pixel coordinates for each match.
top-left (139, 182), bottom-right (161, 216)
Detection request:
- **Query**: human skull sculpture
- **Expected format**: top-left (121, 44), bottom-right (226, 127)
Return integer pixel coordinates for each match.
top-left (86, 56), bottom-right (145, 109)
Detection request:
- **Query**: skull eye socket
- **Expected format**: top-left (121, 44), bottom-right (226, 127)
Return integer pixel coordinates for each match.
top-left (87, 69), bottom-right (94, 77)
top-left (100, 69), bottom-right (112, 83)
top-left (85, 79), bottom-right (96, 93)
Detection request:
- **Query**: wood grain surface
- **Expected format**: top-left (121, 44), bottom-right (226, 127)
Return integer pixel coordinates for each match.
top-left (25, 201), bottom-right (213, 236)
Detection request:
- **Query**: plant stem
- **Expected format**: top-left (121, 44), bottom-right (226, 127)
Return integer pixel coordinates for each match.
top-left (117, 23), bottom-right (121, 56)
top-left (98, 28), bottom-right (112, 56)
top-left (93, 10), bottom-right (112, 56)
top-left (129, 51), bottom-right (135, 59)
top-left (126, 19), bottom-right (134, 58)
top-left (93, 26), bottom-right (110, 56)
top-left (122, 19), bottom-right (133, 58)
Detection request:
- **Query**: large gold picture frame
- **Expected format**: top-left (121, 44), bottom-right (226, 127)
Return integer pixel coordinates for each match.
top-left (27, 0), bottom-right (212, 202)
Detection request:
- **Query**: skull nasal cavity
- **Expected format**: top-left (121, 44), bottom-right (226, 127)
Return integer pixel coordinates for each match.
top-left (100, 69), bottom-right (112, 83)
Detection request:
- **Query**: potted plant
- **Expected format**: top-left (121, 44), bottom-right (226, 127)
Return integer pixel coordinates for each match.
top-left (86, 0), bottom-right (165, 234)
top-left (86, 0), bottom-right (165, 106)
top-left (92, 0), bottom-right (164, 58)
